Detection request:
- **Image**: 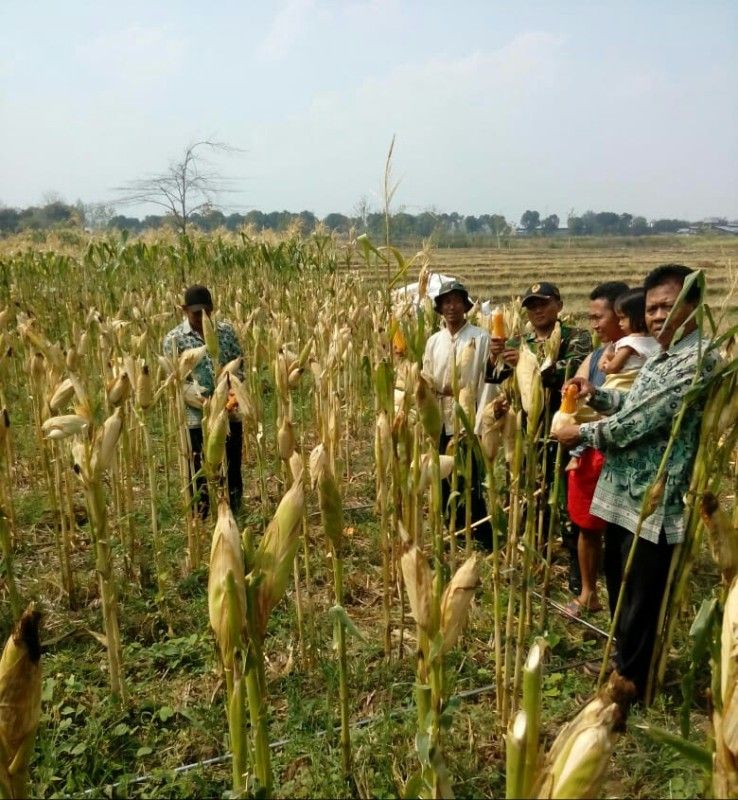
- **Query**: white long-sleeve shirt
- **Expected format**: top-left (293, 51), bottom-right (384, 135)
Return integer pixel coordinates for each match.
top-left (422, 321), bottom-right (491, 435)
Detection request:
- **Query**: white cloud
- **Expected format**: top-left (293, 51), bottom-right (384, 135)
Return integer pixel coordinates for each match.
top-left (257, 0), bottom-right (315, 62)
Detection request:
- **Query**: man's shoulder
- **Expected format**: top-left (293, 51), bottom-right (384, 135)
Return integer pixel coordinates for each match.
top-left (163, 321), bottom-right (186, 340)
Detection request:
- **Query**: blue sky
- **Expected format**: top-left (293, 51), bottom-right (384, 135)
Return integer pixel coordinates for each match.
top-left (1, 0), bottom-right (736, 221)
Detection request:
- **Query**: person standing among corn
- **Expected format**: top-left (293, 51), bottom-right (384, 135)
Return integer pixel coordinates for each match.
top-left (553, 264), bottom-right (720, 699)
top-left (422, 280), bottom-right (492, 547)
top-left (487, 282), bottom-right (591, 590)
top-left (163, 285), bottom-right (244, 517)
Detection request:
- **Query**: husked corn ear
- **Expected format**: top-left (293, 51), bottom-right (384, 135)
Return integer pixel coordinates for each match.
top-left (0, 604), bottom-right (42, 800)
top-left (701, 493), bottom-right (738, 582)
top-left (208, 499), bottom-right (247, 667)
top-left (254, 479), bottom-right (305, 638)
top-left (536, 696), bottom-right (618, 800)
top-left (416, 372), bottom-right (442, 441)
top-left (41, 414), bottom-right (89, 440)
top-left (92, 407), bottom-right (123, 477)
top-left (205, 408), bottom-right (229, 471)
top-left (560, 384), bottom-right (579, 415)
top-left (202, 313), bottom-right (219, 363)
top-left (107, 372), bottom-right (131, 407)
top-left (277, 418), bottom-right (296, 461)
top-left (392, 326), bottom-right (407, 357)
top-left (401, 544), bottom-right (433, 632)
top-left (48, 378), bottom-right (75, 413)
top-left (440, 556), bottom-right (479, 654)
top-left (491, 308), bottom-right (506, 339)
top-left (136, 364), bottom-right (154, 409)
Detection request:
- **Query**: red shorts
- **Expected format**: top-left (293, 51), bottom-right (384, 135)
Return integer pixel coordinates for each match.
top-left (567, 448), bottom-right (606, 531)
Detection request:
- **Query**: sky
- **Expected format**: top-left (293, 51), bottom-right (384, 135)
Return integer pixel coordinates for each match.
top-left (1, 0), bottom-right (736, 223)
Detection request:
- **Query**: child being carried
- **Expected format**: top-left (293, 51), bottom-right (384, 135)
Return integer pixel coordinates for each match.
top-left (598, 288), bottom-right (660, 391)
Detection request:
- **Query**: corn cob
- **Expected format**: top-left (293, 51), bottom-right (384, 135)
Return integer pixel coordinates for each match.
top-left (416, 372), bottom-right (442, 441)
top-left (48, 378), bottom-right (75, 414)
top-left (41, 414), bottom-right (89, 440)
top-left (202, 312), bottom-right (219, 363)
top-left (701, 493), bottom-right (738, 582)
top-left (401, 544), bottom-right (433, 632)
top-left (440, 555), bottom-right (479, 653)
top-left (208, 499), bottom-right (247, 667)
top-left (0, 604), bottom-right (42, 800)
top-left (136, 364), bottom-right (154, 409)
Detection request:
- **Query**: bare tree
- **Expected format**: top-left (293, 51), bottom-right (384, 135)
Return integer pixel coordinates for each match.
top-left (115, 140), bottom-right (241, 236)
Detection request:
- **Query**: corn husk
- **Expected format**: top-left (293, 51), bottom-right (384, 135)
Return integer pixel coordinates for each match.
top-left (205, 408), bottom-right (228, 472)
top-left (309, 444), bottom-right (343, 551)
top-left (48, 378), bottom-right (75, 414)
top-left (107, 372), bottom-right (131, 406)
top-left (458, 385), bottom-right (476, 423)
top-left (136, 364), bottom-right (154, 409)
top-left (182, 381), bottom-right (206, 409)
top-left (0, 409), bottom-right (9, 452)
top-left (208, 499), bottom-right (247, 667)
top-left (375, 411), bottom-right (392, 472)
top-left (178, 345), bottom-right (208, 381)
top-left (550, 409), bottom-right (576, 436)
top-left (457, 339), bottom-right (476, 389)
top-left (91, 407), bottom-right (123, 477)
top-left (0, 604), bottom-right (42, 800)
top-left (503, 410), bottom-right (520, 463)
top-left (643, 475), bottom-right (666, 518)
top-left (416, 372), bottom-right (442, 441)
top-left (540, 321), bottom-right (562, 373)
top-left (202, 313), bottom-right (219, 362)
top-left (417, 453), bottom-right (454, 495)
top-left (227, 374), bottom-right (258, 428)
top-left (536, 695), bottom-right (618, 799)
top-left (401, 544), bottom-right (433, 632)
top-left (516, 344), bottom-right (543, 423)
top-left (702, 493), bottom-right (738, 582)
top-left (277, 418), bottom-right (296, 461)
top-left (253, 479), bottom-right (305, 638)
top-left (440, 556), bottom-right (479, 654)
top-left (41, 414), bottom-right (89, 440)
top-left (480, 401), bottom-right (505, 461)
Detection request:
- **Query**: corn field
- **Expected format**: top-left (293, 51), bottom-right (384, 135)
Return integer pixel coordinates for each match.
top-left (0, 230), bottom-right (737, 798)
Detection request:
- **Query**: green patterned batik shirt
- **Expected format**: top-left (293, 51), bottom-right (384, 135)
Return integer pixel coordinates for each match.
top-left (578, 330), bottom-right (720, 544)
top-left (162, 318), bottom-right (243, 428)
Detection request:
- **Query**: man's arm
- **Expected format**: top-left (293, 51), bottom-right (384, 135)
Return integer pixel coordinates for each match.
top-left (579, 356), bottom-right (712, 450)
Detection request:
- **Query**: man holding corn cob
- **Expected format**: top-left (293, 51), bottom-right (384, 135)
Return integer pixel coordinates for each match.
top-left (487, 282), bottom-right (591, 589)
top-left (423, 280), bottom-right (492, 547)
top-left (554, 265), bottom-right (720, 698)
top-left (163, 284), bottom-right (244, 517)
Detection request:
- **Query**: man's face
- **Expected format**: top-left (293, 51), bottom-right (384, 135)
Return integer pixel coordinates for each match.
top-left (524, 296), bottom-right (562, 332)
top-left (645, 280), bottom-right (697, 347)
top-left (183, 305), bottom-right (212, 334)
top-left (588, 298), bottom-right (622, 343)
top-left (439, 292), bottom-right (467, 328)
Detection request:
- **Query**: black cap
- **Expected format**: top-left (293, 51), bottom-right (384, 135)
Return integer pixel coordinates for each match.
top-left (521, 281), bottom-right (561, 307)
top-left (183, 284), bottom-right (213, 311)
top-left (433, 280), bottom-right (473, 313)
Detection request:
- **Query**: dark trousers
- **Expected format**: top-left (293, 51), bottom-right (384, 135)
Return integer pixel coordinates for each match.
top-left (603, 522), bottom-right (675, 697)
top-left (188, 421), bottom-right (244, 519)
top-left (439, 431), bottom-right (492, 549)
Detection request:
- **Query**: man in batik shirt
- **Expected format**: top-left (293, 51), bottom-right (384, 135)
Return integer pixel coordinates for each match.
top-left (554, 264), bottom-right (720, 699)
top-left (163, 284), bottom-right (243, 517)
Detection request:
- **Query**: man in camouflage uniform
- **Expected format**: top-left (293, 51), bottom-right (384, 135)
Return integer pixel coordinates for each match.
top-left (487, 282), bottom-right (591, 590)
top-left (163, 284), bottom-right (243, 518)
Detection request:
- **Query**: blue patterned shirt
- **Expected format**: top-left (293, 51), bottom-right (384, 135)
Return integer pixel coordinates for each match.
top-left (578, 330), bottom-right (719, 544)
top-left (162, 318), bottom-right (242, 427)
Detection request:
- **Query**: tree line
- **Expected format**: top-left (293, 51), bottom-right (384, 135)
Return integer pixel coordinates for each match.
top-left (0, 199), bottom-right (727, 241)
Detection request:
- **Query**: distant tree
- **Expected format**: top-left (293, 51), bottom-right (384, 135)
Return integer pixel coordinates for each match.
top-left (630, 216), bottom-right (649, 235)
top-left (108, 215), bottom-right (143, 233)
top-left (652, 218), bottom-right (691, 233)
top-left (115, 140), bottom-right (241, 236)
top-left (353, 195), bottom-right (372, 232)
top-left (323, 213), bottom-right (350, 233)
top-left (520, 210), bottom-right (540, 233)
top-left (225, 212), bottom-right (245, 231)
top-left (297, 210), bottom-right (317, 233)
top-left (415, 211), bottom-right (438, 238)
top-left (617, 213), bottom-right (633, 235)
top-left (244, 210), bottom-right (266, 230)
top-left (541, 214), bottom-right (560, 234)
top-left (464, 215), bottom-right (481, 234)
top-left (0, 207), bottom-right (20, 234)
